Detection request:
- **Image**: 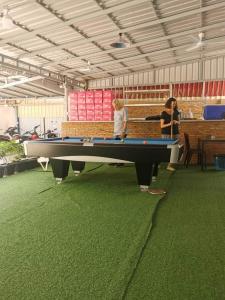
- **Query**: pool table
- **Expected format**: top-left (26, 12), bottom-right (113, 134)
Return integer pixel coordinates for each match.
top-left (24, 137), bottom-right (180, 190)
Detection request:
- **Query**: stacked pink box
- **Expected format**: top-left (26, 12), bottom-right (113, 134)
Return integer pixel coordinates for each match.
top-left (94, 90), bottom-right (103, 121)
top-left (86, 91), bottom-right (95, 121)
top-left (77, 91), bottom-right (86, 121)
top-left (68, 90), bottom-right (114, 121)
top-left (69, 92), bottom-right (78, 121)
top-left (102, 90), bottom-right (114, 121)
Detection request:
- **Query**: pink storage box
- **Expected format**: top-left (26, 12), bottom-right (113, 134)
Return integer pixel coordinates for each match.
top-left (86, 115), bottom-right (95, 121)
top-left (103, 98), bottom-right (112, 104)
top-left (94, 110), bottom-right (103, 116)
top-left (77, 104), bottom-right (86, 110)
top-left (94, 90), bottom-right (103, 99)
top-left (78, 110), bottom-right (86, 116)
top-left (86, 104), bottom-right (95, 110)
top-left (77, 91), bottom-right (85, 98)
top-left (103, 90), bottom-right (114, 100)
top-left (69, 92), bottom-right (78, 99)
top-left (103, 110), bottom-right (113, 116)
top-left (86, 91), bottom-right (94, 98)
top-left (94, 115), bottom-right (103, 121)
top-left (103, 103), bottom-right (112, 110)
top-left (78, 115), bottom-right (87, 121)
top-left (86, 109), bottom-right (95, 115)
top-left (94, 98), bottom-right (103, 104)
top-left (70, 104), bottom-right (78, 110)
top-left (86, 98), bottom-right (94, 104)
top-left (95, 104), bottom-right (103, 110)
top-left (77, 98), bottom-right (86, 104)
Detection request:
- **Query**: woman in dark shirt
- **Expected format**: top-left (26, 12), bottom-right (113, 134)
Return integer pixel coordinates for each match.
top-left (160, 97), bottom-right (180, 171)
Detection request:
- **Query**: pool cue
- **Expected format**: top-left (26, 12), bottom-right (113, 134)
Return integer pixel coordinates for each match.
top-left (170, 102), bottom-right (174, 139)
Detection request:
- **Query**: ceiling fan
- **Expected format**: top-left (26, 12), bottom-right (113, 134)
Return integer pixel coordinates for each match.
top-left (186, 32), bottom-right (225, 52)
top-left (0, 7), bottom-right (15, 29)
top-left (78, 61), bottom-right (92, 72)
top-left (186, 32), bottom-right (205, 52)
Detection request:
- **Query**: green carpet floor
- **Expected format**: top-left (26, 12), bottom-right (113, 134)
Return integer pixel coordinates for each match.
top-left (125, 167), bottom-right (225, 300)
top-left (0, 164), bottom-right (169, 300)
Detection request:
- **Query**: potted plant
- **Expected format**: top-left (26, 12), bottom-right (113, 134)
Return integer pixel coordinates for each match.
top-left (0, 141), bottom-right (24, 176)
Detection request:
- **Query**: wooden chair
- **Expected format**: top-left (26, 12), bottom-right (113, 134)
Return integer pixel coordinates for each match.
top-left (183, 133), bottom-right (202, 168)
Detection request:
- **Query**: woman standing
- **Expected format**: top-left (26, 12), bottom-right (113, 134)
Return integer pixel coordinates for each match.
top-left (112, 99), bottom-right (128, 139)
top-left (160, 97), bottom-right (180, 171)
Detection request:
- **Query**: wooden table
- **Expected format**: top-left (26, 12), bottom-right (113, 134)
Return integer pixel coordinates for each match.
top-left (199, 138), bottom-right (225, 170)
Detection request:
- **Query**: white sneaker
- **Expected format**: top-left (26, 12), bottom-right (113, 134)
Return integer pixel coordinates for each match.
top-left (167, 166), bottom-right (176, 172)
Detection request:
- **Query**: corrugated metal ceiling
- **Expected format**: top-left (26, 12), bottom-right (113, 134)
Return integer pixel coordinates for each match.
top-left (0, 0), bottom-right (225, 98)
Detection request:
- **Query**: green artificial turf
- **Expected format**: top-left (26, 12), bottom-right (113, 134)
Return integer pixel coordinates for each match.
top-left (0, 164), bottom-right (169, 300)
top-left (125, 167), bottom-right (225, 300)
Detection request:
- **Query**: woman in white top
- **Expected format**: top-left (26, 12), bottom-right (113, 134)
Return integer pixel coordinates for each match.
top-left (112, 99), bottom-right (128, 139)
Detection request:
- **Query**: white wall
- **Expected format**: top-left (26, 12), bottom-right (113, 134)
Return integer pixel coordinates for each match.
top-left (18, 103), bottom-right (64, 136)
top-left (0, 106), bottom-right (17, 134)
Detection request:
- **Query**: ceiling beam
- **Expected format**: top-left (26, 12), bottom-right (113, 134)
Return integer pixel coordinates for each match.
top-left (44, 20), bottom-right (225, 73)
top-left (28, 79), bottom-right (65, 95)
top-left (61, 31), bottom-right (225, 76)
top-left (15, 2), bottom-right (225, 60)
top-left (0, 76), bottom-right (43, 89)
top-left (76, 48), bottom-right (225, 79)
top-left (0, 0), bottom-right (148, 48)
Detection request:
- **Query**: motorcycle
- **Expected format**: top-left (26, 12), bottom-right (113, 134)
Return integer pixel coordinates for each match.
top-left (20, 125), bottom-right (40, 142)
top-left (0, 126), bottom-right (19, 142)
top-left (45, 128), bottom-right (58, 138)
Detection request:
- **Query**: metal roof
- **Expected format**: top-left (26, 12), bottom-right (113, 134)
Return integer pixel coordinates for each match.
top-left (1, 0), bottom-right (225, 98)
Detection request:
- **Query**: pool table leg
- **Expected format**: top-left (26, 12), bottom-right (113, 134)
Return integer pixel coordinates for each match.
top-left (71, 161), bottom-right (85, 176)
top-left (50, 159), bottom-right (70, 182)
top-left (152, 163), bottom-right (159, 177)
top-left (135, 162), bottom-right (153, 190)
